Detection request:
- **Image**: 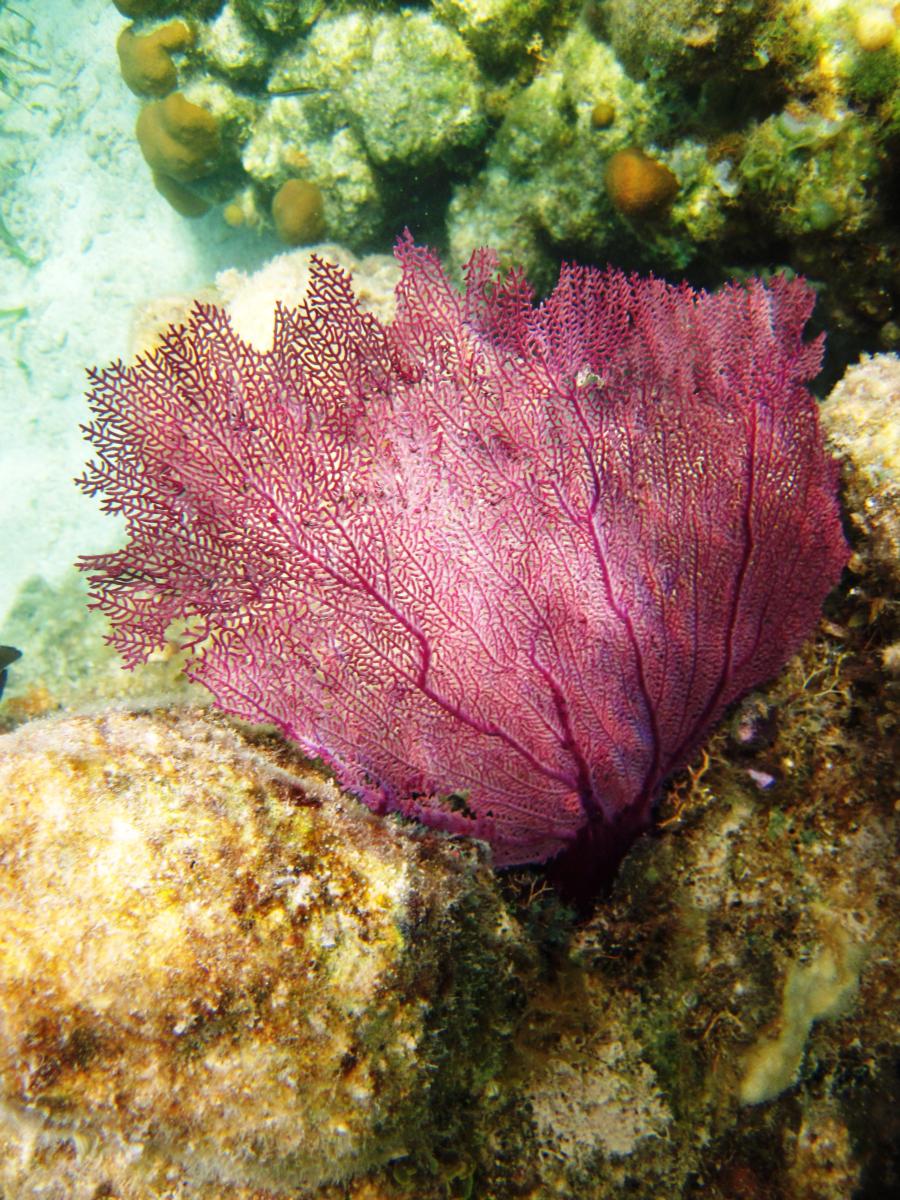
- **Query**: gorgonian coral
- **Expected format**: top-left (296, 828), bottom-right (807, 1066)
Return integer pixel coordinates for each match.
top-left (78, 236), bottom-right (846, 892)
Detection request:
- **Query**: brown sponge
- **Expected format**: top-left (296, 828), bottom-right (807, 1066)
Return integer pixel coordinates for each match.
top-left (605, 148), bottom-right (679, 217)
top-left (272, 179), bottom-right (326, 245)
top-left (117, 21), bottom-right (193, 97)
top-left (136, 92), bottom-right (220, 182)
top-left (151, 171), bottom-right (211, 217)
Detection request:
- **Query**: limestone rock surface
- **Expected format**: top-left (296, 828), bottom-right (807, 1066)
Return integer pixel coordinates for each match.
top-left (0, 710), bottom-right (525, 1197)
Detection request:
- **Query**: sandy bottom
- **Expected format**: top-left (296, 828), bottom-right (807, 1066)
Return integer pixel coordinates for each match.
top-left (0, 0), bottom-right (283, 623)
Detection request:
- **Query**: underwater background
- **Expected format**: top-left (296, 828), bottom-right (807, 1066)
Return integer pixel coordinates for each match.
top-left (0, 2), bottom-right (897, 1198)
top-left (1, 0), bottom-right (899, 620)
top-left (0, 0), bottom-right (281, 620)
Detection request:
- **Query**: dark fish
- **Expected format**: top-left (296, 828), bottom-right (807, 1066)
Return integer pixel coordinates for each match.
top-left (0, 645), bottom-right (22, 700)
top-left (267, 85), bottom-right (328, 98)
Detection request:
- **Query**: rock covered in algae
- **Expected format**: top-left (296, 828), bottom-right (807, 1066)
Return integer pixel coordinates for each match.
top-left (606, 0), bottom-right (771, 83)
top-left (0, 710), bottom-right (528, 1196)
top-left (105, 2), bottom-right (900, 352)
top-left (433, 0), bottom-right (571, 71)
top-left (446, 24), bottom-right (734, 289)
top-left (737, 107), bottom-right (878, 240)
top-left (234, 0), bottom-right (322, 39)
top-left (821, 352), bottom-right (900, 588)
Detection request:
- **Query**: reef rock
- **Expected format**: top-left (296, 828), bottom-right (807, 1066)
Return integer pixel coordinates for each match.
top-left (507, 346), bottom-right (900, 1196)
top-left (0, 710), bottom-right (527, 1197)
top-left (822, 351), bottom-right (900, 588)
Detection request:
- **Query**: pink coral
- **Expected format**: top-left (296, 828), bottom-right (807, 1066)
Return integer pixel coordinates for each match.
top-left (78, 237), bottom-right (846, 890)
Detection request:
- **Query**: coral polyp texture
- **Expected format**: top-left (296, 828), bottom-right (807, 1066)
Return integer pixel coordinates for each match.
top-left (77, 238), bottom-right (847, 894)
top-left (109, 1), bottom-right (900, 351)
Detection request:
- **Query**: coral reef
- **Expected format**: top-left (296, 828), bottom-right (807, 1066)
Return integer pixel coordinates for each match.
top-left (0, 709), bottom-right (528, 1195)
top-left (106, 2), bottom-right (899, 356)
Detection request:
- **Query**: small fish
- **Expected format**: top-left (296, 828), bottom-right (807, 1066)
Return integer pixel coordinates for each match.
top-left (0, 645), bottom-right (22, 700)
top-left (267, 85), bottom-right (329, 98)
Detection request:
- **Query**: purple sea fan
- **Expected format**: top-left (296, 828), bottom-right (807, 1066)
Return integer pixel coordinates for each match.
top-left (77, 236), bottom-right (846, 892)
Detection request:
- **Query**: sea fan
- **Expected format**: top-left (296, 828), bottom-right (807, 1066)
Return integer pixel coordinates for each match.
top-left (78, 236), bottom-right (847, 892)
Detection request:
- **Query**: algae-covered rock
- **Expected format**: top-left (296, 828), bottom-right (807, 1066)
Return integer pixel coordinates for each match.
top-left (116, 2), bottom-right (489, 247)
top-left (738, 107), bottom-right (878, 240)
top-left (106, 3), bottom-right (899, 354)
top-left (447, 25), bottom-right (654, 286)
top-left (235, 0), bottom-right (322, 38)
top-left (199, 1), bottom-right (270, 82)
top-left (434, 0), bottom-right (575, 71)
top-left (447, 24), bottom-right (735, 287)
top-left (240, 98), bottom-right (384, 248)
top-left (268, 10), bottom-right (488, 172)
top-left (607, 0), bottom-right (770, 83)
top-left (113, 0), bottom-right (181, 16)
top-left (0, 710), bottom-right (528, 1195)
top-left (237, 4), bottom-right (493, 249)
top-left (821, 352), bottom-right (900, 587)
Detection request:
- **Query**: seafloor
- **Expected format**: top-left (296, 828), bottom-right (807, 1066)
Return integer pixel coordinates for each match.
top-left (0, 0), bottom-right (279, 619)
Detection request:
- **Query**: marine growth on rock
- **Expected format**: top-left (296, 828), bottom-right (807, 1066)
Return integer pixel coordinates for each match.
top-left (78, 237), bottom-right (847, 897)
